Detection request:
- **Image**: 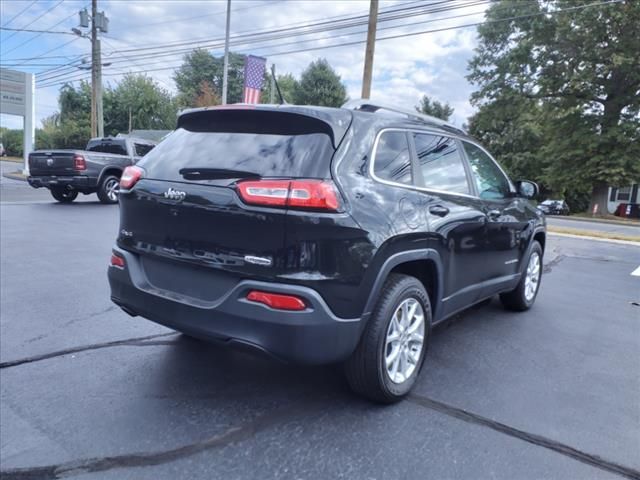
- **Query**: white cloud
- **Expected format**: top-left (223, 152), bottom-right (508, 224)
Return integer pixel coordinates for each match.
top-left (1, 0), bottom-right (488, 129)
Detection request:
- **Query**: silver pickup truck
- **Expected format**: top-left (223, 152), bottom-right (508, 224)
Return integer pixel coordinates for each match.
top-left (27, 136), bottom-right (157, 204)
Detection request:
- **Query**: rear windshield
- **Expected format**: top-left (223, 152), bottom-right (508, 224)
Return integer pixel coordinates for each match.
top-left (86, 140), bottom-right (128, 155)
top-left (137, 128), bottom-right (335, 181)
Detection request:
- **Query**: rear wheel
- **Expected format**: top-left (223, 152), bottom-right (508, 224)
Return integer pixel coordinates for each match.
top-left (344, 274), bottom-right (431, 403)
top-left (97, 175), bottom-right (120, 204)
top-left (500, 241), bottom-right (542, 311)
top-left (50, 188), bottom-right (78, 203)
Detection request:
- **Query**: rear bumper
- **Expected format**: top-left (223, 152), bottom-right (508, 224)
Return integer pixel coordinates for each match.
top-left (108, 246), bottom-right (362, 365)
top-left (27, 175), bottom-right (97, 190)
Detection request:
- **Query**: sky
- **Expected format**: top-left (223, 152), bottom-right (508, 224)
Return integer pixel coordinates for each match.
top-left (0, 0), bottom-right (491, 131)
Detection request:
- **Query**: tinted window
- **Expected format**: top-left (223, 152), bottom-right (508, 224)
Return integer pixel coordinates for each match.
top-left (373, 131), bottom-right (412, 185)
top-left (138, 128), bottom-right (334, 181)
top-left (413, 133), bottom-right (469, 194)
top-left (134, 143), bottom-right (154, 157)
top-left (86, 140), bottom-right (128, 156)
top-left (462, 142), bottom-right (512, 200)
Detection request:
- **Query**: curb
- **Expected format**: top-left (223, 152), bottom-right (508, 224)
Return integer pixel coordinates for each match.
top-left (552, 215), bottom-right (640, 227)
top-left (2, 171), bottom-right (27, 181)
top-left (548, 231), bottom-right (640, 246)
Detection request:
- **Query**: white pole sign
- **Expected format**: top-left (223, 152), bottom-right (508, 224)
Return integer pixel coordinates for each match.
top-left (0, 68), bottom-right (35, 175)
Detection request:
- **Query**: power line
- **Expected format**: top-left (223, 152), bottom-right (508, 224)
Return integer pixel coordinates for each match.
top-left (37, 1), bottom-right (489, 81)
top-left (0, 26), bottom-right (76, 35)
top-left (35, 0), bottom-right (483, 83)
top-left (1, 0), bottom-right (38, 28)
top-left (3, 8), bottom-right (81, 56)
top-left (1, 0), bottom-right (64, 44)
top-left (38, 0), bottom-right (621, 89)
top-left (1, 0), bottom-right (430, 65)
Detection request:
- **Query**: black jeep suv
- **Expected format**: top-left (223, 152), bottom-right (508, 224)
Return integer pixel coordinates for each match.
top-left (108, 101), bottom-right (545, 403)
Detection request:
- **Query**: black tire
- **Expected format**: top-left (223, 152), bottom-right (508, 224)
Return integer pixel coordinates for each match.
top-left (344, 274), bottom-right (432, 403)
top-left (50, 188), bottom-right (78, 203)
top-left (97, 174), bottom-right (120, 204)
top-left (500, 240), bottom-right (543, 311)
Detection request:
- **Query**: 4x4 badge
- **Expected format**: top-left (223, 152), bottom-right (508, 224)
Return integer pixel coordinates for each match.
top-left (163, 187), bottom-right (186, 201)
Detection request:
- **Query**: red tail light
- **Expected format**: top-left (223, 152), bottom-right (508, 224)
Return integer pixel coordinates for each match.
top-left (120, 166), bottom-right (144, 189)
top-left (237, 179), bottom-right (340, 211)
top-left (74, 154), bottom-right (86, 171)
top-left (246, 290), bottom-right (306, 311)
top-left (110, 253), bottom-right (125, 269)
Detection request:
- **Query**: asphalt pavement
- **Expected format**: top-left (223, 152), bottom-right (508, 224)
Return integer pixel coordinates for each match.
top-left (1, 176), bottom-right (639, 480)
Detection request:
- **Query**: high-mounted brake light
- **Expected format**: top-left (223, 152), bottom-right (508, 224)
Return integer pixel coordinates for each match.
top-left (110, 253), bottom-right (125, 269)
top-left (74, 154), bottom-right (86, 171)
top-left (246, 290), bottom-right (306, 311)
top-left (120, 166), bottom-right (144, 189)
top-left (237, 179), bottom-right (340, 211)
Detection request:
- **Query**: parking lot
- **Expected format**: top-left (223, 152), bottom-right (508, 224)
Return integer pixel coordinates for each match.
top-left (1, 166), bottom-right (639, 480)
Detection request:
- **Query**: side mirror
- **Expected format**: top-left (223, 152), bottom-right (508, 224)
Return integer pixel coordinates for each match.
top-left (516, 180), bottom-right (538, 199)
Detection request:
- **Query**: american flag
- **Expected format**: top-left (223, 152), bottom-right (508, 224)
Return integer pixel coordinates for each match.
top-left (243, 55), bottom-right (267, 104)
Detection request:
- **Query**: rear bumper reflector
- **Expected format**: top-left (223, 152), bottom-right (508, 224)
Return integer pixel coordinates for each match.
top-left (246, 290), bottom-right (306, 311)
top-left (110, 253), bottom-right (126, 269)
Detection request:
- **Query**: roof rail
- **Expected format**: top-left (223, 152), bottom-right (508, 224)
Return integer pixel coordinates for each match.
top-left (342, 99), bottom-right (464, 134)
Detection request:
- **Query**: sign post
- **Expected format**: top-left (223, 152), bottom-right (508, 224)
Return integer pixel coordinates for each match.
top-left (0, 68), bottom-right (35, 175)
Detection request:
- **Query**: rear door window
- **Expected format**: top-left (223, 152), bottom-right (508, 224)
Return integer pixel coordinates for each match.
top-left (373, 131), bottom-right (412, 185)
top-left (413, 133), bottom-right (469, 194)
top-left (138, 128), bottom-right (335, 181)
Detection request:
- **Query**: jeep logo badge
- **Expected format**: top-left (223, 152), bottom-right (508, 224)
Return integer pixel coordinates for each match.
top-left (163, 187), bottom-right (186, 202)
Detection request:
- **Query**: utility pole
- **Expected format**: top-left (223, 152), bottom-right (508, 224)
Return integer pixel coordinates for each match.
top-left (221, 0), bottom-right (231, 105)
top-left (75, 4), bottom-right (108, 137)
top-left (270, 64), bottom-right (276, 104)
top-left (90, 0), bottom-right (98, 137)
top-left (361, 0), bottom-right (378, 99)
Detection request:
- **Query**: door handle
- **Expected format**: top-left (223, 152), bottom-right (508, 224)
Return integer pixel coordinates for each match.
top-left (487, 209), bottom-right (502, 220)
top-left (429, 205), bottom-right (450, 217)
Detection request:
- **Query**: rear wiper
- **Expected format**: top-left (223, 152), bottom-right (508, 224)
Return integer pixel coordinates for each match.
top-left (179, 168), bottom-right (261, 180)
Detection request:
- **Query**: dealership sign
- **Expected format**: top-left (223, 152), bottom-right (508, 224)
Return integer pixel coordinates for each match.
top-left (0, 68), bottom-right (35, 173)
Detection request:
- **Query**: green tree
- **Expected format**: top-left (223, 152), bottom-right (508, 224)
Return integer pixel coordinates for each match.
top-left (104, 74), bottom-right (177, 135)
top-left (416, 95), bottom-right (454, 121)
top-left (174, 49), bottom-right (246, 106)
top-left (0, 128), bottom-right (24, 156)
top-left (54, 81), bottom-right (92, 148)
top-left (261, 72), bottom-right (298, 104)
top-left (293, 59), bottom-right (347, 107)
top-left (468, 0), bottom-right (640, 214)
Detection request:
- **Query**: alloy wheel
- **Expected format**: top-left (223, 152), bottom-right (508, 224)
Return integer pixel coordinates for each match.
top-left (384, 298), bottom-right (425, 384)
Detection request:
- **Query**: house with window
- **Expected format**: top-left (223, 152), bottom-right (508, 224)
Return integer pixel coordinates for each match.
top-left (608, 183), bottom-right (639, 216)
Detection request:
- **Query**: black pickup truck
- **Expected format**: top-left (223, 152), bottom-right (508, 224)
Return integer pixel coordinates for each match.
top-left (27, 136), bottom-right (157, 204)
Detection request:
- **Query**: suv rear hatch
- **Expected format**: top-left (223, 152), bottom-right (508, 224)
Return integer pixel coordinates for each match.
top-left (117, 106), bottom-right (351, 304)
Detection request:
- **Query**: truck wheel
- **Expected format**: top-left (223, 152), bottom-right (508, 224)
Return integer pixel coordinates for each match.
top-left (50, 188), bottom-right (78, 203)
top-left (344, 274), bottom-right (431, 403)
top-left (500, 241), bottom-right (543, 311)
top-left (97, 175), bottom-right (120, 204)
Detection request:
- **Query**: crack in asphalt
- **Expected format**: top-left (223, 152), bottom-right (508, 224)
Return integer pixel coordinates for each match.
top-left (408, 394), bottom-right (640, 480)
top-left (543, 253), bottom-right (566, 273)
top-left (0, 399), bottom-right (322, 479)
top-left (0, 333), bottom-right (179, 369)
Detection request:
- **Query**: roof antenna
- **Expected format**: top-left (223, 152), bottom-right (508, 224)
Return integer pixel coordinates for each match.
top-left (272, 64), bottom-right (286, 104)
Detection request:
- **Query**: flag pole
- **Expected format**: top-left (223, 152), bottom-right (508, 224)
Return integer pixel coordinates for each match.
top-left (222, 0), bottom-right (231, 105)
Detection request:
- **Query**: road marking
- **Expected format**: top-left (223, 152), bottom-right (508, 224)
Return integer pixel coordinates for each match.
top-left (631, 266), bottom-right (640, 277)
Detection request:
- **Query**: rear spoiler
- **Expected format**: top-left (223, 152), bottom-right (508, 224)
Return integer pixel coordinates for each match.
top-left (177, 105), bottom-right (352, 149)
